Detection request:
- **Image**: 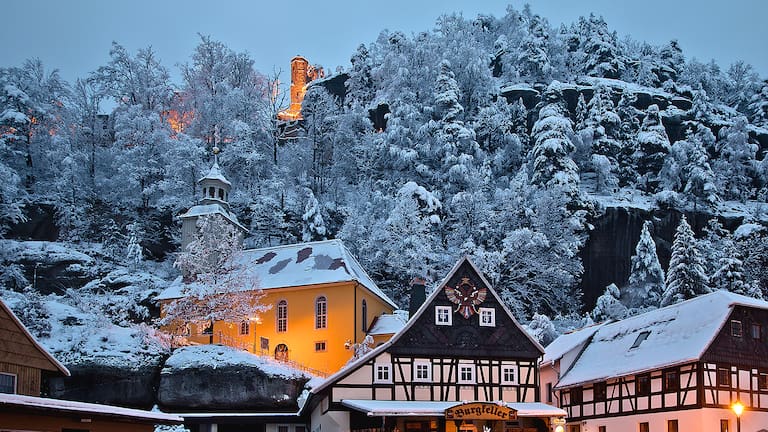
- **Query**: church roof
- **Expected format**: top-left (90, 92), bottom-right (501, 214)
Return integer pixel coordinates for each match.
top-left (553, 290), bottom-right (768, 389)
top-left (179, 203), bottom-right (246, 232)
top-left (198, 161), bottom-right (231, 186)
top-left (157, 239), bottom-right (397, 309)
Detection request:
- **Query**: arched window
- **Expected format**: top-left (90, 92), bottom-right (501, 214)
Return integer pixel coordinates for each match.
top-left (361, 299), bottom-right (368, 332)
top-left (208, 186), bottom-right (215, 198)
top-left (315, 296), bottom-right (327, 329)
top-left (239, 320), bottom-right (250, 335)
top-left (218, 188), bottom-right (224, 200)
top-left (277, 300), bottom-right (288, 332)
top-left (275, 344), bottom-right (289, 362)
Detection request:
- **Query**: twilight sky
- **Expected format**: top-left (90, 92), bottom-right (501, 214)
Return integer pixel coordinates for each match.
top-left (1, 0), bottom-right (766, 86)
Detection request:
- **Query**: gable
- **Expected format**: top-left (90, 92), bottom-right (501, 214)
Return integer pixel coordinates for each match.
top-left (0, 301), bottom-right (69, 375)
top-left (388, 259), bottom-right (543, 359)
top-left (702, 305), bottom-right (768, 368)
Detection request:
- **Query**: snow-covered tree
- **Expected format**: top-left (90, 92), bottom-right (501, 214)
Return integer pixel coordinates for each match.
top-left (634, 104), bottom-right (670, 191)
top-left (592, 283), bottom-right (628, 322)
top-left (517, 7), bottom-right (554, 83)
top-left (711, 243), bottom-right (760, 297)
top-left (624, 221), bottom-right (665, 308)
top-left (748, 80), bottom-right (768, 127)
top-left (301, 189), bottom-right (328, 242)
top-left (564, 14), bottom-right (626, 79)
top-left (12, 284), bottom-right (51, 338)
top-left (714, 117), bottom-right (757, 201)
top-left (661, 216), bottom-right (710, 306)
top-left (526, 313), bottom-right (558, 346)
top-left (161, 215), bottom-right (268, 327)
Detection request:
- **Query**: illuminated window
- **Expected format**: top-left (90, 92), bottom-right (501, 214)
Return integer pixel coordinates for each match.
top-left (637, 374), bottom-right (650, 396)
top-left (598, 427), bottom-right (606, 432)
top-left (479, 308), bottom-right (496, 327)
top-left (414, 361), bottom-right (431, 382)
top-left (315, 296), bottom-right (327, 329)
top-left (361, 299), bottom-right (368, 332)
top-left (501, 366), bottom-right (518, 385)
top-left (239, 320), bottom-right (250, 335)
top-left (0, 373), bottom-right (16, 394)
top-left (459, 364), bottom-right (475, 384)
top-left (277, 300), bottom-right (288, 333)
top-left (718, 368), bottom-right (731, 387)
top-left (374, 364), bottom-right (391, 383)
top-left (314, 341), bottom-right (326, 352)
top-left (435, 306), bottom-right (452, 325)
top-left (594, 381), bottom-right (607, 401)
top-left (732, 320), bottom-right (743, 337)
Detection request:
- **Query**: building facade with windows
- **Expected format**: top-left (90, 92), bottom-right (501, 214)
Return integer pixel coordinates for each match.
top-left (303, 257), bottom-right (566, 432)
top-left (157, 239), bottom-right (398, 376)
top-left (541, 290), bottom-right (768, 432)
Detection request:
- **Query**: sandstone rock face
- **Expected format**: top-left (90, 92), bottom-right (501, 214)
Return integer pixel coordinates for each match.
top-left (158, 364), bottom-right (308, 411)
top-left (47, 363), bottom-right (160, 409)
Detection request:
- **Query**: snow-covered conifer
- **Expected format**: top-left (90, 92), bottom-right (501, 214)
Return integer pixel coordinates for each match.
top-left (634, 104), bottom-right (670, 191)
top-left (526, 313), bottom-right (558, 346)
top-left (625, 221), bottom-right (665, 308)
top-left (661, 216), bottom-right (711, 306)
top-left (302, 189), bottom-right (328, 242)
top-left (592, 283), bottom-right (627, 322)
top-left (711, 243), bottom-right (753, 296)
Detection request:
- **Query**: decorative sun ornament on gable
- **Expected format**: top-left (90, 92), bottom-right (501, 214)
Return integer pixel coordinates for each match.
top-left (445, 277), bottom-right (487, 319)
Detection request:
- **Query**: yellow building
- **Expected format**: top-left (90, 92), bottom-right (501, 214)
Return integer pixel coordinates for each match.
top-left (157, 239), bottom-right (398, 376)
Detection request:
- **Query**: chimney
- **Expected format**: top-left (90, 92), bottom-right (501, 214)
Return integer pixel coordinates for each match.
top-left (408, 277), bottom-right (428, 318)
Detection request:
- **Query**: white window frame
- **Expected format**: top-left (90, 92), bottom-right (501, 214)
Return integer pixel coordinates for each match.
top-left (374, 363), bottom-right (392, 383)
top-left (435, 306), bottom-right (452, 326)
top-left (458, 363), bottom-right (475, 384)
top-left (479, 307), bottom-right (496, 327)
top-left (414, 360), bottom-right (432, 382)
top-left (277, 299), bottom-right (288, 333)
top-left (501, 365), bottom-right (518, 385)
top-left (0, 372), bottom-right (17, 394)
top-left (315, 296), bottom-right (327, 329)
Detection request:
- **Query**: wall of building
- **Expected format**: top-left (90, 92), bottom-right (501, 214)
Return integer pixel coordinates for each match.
top-left (0, 362), bottom-right (41, 396)
top-left (573, 407), bottom-right (764, 432)
top-left (210, 282), bottom-right (393, 375)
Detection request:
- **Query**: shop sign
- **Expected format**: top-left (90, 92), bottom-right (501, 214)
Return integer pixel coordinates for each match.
top-left (445, 403), bottom-right (516, 421)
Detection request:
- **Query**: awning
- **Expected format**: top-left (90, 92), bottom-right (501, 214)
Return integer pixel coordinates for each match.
top-left (341, 400), bottom-right (566, 418)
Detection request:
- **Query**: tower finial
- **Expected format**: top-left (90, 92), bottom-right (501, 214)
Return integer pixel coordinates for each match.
top-left (212, 146), bottom-right (220, 166)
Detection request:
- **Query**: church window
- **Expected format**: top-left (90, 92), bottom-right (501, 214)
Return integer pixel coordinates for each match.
top-left (218, 188), bottom-right (224, 199)
top-left (277, 300), bottom-right (288, 332)
top-left (239, 320), bottom-right (250, 335)
top-left (208, 186), bottom-right (215, 198)
top-left (315, 296), bottom-right (327, 329)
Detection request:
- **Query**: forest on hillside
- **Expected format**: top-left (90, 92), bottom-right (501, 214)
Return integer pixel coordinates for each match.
top-left (2, 5), bottom-right (768, 347)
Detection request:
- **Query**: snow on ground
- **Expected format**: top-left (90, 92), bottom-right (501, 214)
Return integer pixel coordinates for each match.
top-left (0, 240), bottom-right (94, 265)
top-left (163, 345), bottom-right (309, 379)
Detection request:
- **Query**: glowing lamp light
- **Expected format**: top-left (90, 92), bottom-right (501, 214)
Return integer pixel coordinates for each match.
top-left (732, 401), bottom-right (744, 417)
top-left (555, 426), bottom-right (564, 432)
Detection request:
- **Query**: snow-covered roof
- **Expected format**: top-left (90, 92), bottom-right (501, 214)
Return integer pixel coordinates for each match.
top-left (340, 400), bottom-right (566, 418)
top-left (179, 203), bottom-right (247, 232)
top-left (367, 312), bottom-right (408, 335)
top-left (157, 239), bottom-right (397, 309)
top-left (540, 323), bottom-right (604, 367)
top-left (555, 290), bottom-right (768, 389)
top-left (198, 161), bottom-right (231, 186)
top-left (0, 393), bottom-right (182, 424)
top-left (0, 299), bottom-right (70, 376)
top-left (163, 345), bottom-right (309, 379)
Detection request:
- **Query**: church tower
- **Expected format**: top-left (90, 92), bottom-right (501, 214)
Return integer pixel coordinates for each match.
top-left (179, 147), bottom-right (247, 251)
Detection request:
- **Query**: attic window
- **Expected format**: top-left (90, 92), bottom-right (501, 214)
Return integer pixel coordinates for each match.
top-left (630, 331), bottom-right (651, 349)
top-left (731, 320), bottom-right (743, 337)
top-left (0, 373), bottom-right (16, 394)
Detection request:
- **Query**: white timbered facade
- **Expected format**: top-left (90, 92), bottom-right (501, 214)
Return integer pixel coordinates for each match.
top-left (541, 290), bottom-right (768, 432)
top-left (305, 257), bottom-right (566, 432)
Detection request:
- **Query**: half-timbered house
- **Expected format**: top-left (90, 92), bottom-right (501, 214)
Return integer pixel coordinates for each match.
top-left (303, 257), bottom-right (566, 432)
top-left (541, 290), bottom-right (768, 432)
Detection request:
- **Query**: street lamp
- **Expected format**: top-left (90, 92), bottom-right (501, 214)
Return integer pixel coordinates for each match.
top-left (732, 401), bottom-right (744, 432)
